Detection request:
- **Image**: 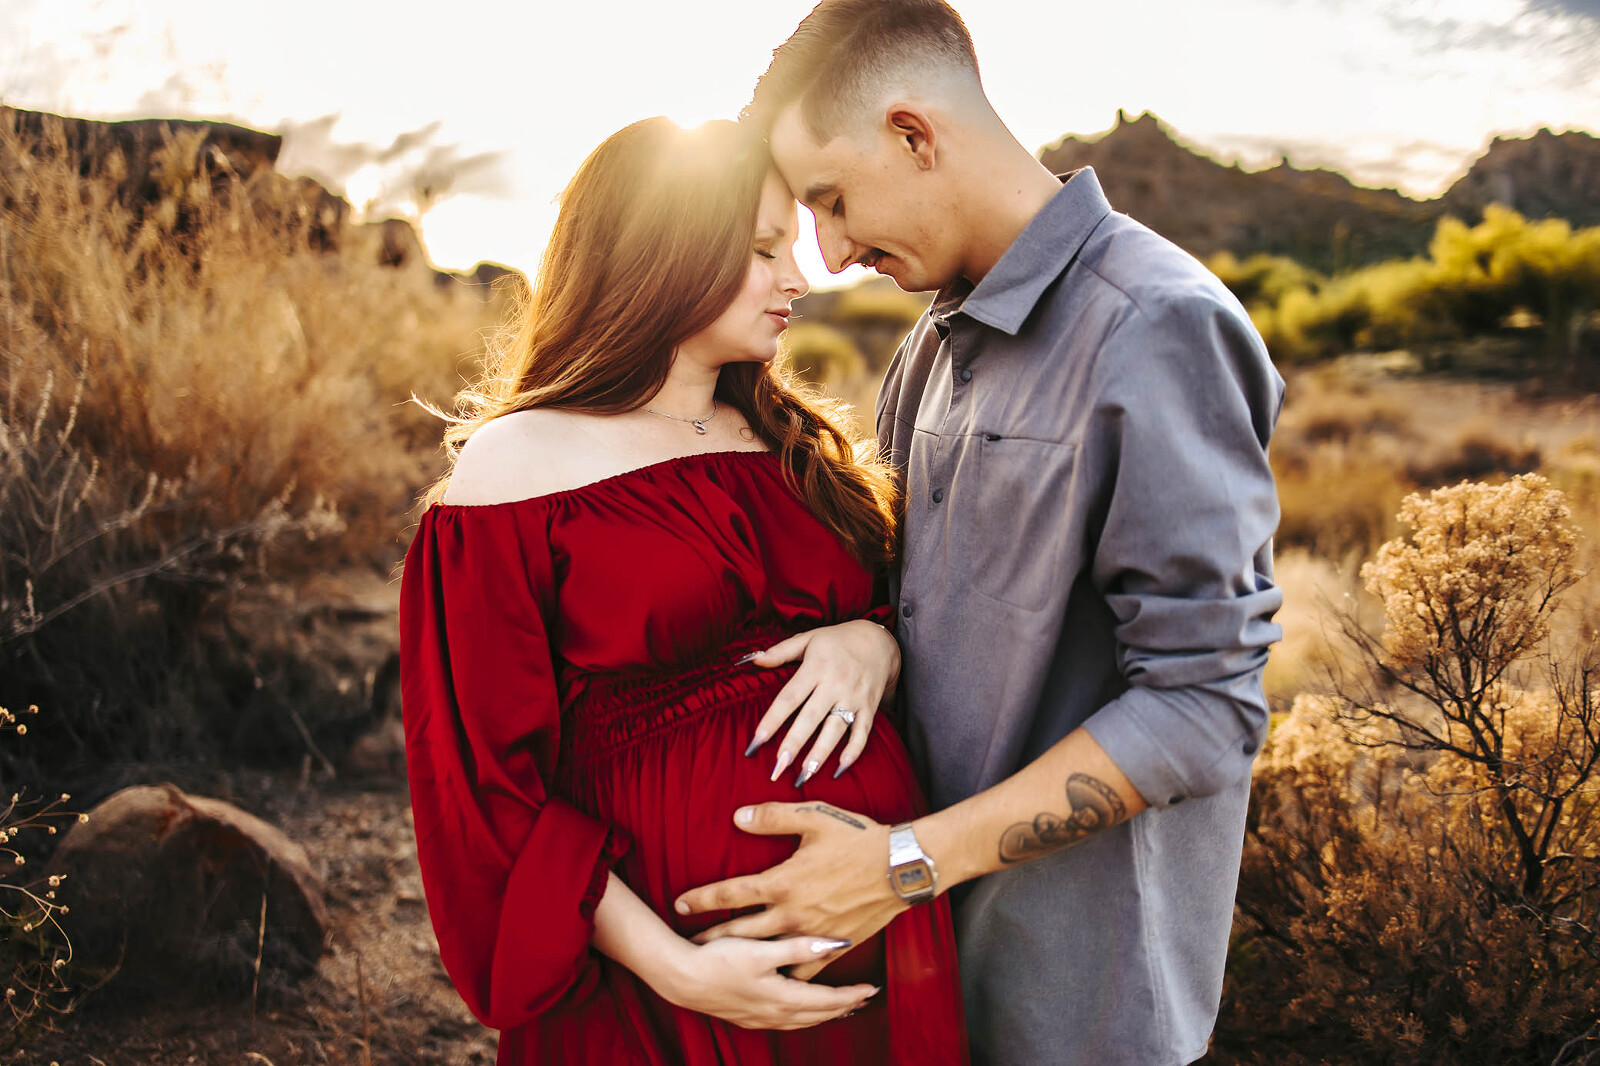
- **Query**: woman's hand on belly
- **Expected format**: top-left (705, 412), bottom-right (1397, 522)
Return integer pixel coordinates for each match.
top-left (593, 870), bottom-right (875, 1029)
top-left (743, 619), bottom-right (900, 787)
top-left (654, 935), bottom-right (879, 1029)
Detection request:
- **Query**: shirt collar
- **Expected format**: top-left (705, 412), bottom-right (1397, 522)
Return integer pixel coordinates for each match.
top-left (929, 167), bottom-right (1112, 338)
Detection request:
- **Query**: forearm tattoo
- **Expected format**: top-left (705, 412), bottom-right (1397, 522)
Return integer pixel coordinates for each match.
top-left (997, 773), bottom-right (1127, 864)
top-left (802, 803), bottom-right (867, 830)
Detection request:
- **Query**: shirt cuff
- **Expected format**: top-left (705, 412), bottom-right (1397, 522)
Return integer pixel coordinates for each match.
top-left (1081, 681), bottom-right (1264, 811)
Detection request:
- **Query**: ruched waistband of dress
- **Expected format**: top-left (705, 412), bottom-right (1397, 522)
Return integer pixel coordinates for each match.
top-left (558, 624), bottom-right (797, 764)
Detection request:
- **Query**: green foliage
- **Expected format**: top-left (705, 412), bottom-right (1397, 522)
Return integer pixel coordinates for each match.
top-left (1210, 207), bottom-right (1600, 369)
top-left (1208, 252), bottom-right (1323, 310)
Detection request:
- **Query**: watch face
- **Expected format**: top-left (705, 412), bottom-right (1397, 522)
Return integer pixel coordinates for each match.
top-left (894, 862), bottom-right (934, 895)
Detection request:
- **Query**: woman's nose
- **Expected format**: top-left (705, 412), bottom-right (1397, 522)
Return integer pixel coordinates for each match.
top-left (779, 260), bottom-right (809, 299)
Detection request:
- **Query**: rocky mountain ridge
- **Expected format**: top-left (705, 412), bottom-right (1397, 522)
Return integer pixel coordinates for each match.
top-left (1039, 110), bottom-right (1600, 271)
top-left (8, 105), bottom-right (1596, 282)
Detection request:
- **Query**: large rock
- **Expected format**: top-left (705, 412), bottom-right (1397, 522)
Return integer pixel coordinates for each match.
top-left (46, 783), bottom-right (328, 994)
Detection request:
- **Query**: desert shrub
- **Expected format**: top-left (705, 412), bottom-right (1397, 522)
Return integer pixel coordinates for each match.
top-left (832, 282), bottom-right (929, 329)
top-left (0, 111), bottom-right (494, 784)
top-left (1217, 476), bottom-right (1600, 1065)
top-left (1240, 208), bottom-right (1600, 368)
top-left (1271, 447), bottom-right (1410, 561)
top-left (1405, 427), bottom-right (1541, 486)
top-left (0, 705), bottom-right (81, 1049)
top-left (781, 321), bottom-right (866, 386)
top-left (1208, 251), bottom-right (1323, 311)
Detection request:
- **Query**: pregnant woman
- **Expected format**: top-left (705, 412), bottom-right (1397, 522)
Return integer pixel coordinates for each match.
top-left (398, 117), bottom-right (966, 1064)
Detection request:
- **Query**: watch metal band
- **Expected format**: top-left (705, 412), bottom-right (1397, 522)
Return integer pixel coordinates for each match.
top-left (887, 821), bottom-right (937, 905)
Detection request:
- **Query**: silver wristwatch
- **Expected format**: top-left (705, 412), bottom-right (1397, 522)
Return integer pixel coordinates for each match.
top-left (887, 821), bottom-right (938, 905)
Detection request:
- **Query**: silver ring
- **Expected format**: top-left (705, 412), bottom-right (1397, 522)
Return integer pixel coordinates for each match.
top-left (829, 707), bottom-right (858, 727)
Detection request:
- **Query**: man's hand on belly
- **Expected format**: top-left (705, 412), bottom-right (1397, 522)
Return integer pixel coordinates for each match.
top-left (673, 801), bottom-right (908, 981)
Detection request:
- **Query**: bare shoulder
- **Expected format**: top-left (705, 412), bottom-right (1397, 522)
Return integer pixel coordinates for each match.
top-left (441, 409), bottom-right (589, 506)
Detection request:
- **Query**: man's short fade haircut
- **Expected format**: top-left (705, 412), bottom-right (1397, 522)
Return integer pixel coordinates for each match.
top-left (744, 0), bottom-right (980, 143)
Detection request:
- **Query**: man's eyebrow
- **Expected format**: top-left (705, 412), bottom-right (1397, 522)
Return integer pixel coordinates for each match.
top-left (802, 180), bottom-right (837, 206)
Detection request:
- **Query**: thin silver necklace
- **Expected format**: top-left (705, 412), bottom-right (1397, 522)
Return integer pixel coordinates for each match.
top-left (644, 399), bottom-right (718, 435)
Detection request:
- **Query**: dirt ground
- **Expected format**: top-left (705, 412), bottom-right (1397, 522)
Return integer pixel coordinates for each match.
top-left (3, 770), bottom-right (496, 1066)
top-left (2, 560), bottom-right (498, 1066)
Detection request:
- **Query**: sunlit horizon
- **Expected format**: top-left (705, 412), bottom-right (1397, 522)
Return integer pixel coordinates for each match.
top-left (4, 0), bottom-right (1597, 289)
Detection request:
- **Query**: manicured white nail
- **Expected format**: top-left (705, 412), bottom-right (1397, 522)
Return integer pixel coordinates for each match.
top-left (735, 806), bottom-right (755, 825)
top-left (811, 937), bottom-right (851, 953)
top-left (769, 750), bottom-right (793, 782)
top-left (733, 650), bottom-right (762, 665)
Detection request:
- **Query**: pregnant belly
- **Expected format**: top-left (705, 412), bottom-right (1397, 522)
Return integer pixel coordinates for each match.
top-left (554, 638), bottom-right (925, 982)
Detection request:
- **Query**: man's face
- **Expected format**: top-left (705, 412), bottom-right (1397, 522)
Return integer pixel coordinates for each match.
top-left (768, 102), bottom-right (959, 293)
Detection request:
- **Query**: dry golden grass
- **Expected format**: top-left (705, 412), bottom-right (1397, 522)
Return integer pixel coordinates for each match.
top-left (1260, 550), bottom-right (1364, 710)
top-left (1, 114), bottom-right (495, 570)
top-left (0, 112), bottom-right (502, 779)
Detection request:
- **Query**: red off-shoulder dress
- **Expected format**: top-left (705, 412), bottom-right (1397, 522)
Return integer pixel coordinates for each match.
top-left (398, 448), bottom-right (967, 1065)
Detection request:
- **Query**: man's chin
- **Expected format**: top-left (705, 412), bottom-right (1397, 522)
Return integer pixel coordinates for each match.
top-left (875, 261), bottom-right (939, 294)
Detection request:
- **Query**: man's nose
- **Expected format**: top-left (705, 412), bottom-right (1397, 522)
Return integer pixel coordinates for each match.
top-left (816, 217), bottom-right (857, 275)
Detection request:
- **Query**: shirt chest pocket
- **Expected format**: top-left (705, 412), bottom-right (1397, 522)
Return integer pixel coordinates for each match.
top-left (954, 435), bottom-right (1077, 613)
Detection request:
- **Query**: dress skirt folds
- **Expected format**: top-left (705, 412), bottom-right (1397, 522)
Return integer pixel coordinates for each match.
top-left (398, 449), bottom-right (967, 1065)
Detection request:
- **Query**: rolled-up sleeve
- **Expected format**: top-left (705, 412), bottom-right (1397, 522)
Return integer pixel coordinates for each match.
top-left (1080, 291), bottom-right (1284, 809)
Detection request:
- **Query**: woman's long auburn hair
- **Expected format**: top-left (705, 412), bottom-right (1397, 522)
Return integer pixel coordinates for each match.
top-left (420, 117), bottom-right (898, 569)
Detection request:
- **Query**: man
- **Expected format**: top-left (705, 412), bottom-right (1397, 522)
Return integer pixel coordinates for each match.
top-left (675, 3), bottom-right (1285, 1063)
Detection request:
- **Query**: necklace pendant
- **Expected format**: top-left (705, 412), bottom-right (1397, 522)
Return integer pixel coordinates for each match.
top-left (692, 420), bottom-right (708, 435)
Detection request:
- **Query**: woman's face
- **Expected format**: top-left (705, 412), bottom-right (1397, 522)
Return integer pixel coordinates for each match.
top-left (678, 170), bottom-right (810, 368)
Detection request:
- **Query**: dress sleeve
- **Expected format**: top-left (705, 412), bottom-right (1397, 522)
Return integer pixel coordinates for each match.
top-left (399, 504), bottom-right (629, 1031)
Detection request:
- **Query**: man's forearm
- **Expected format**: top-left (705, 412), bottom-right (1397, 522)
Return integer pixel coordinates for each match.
top-left (913, 727), bottom-right (1151, 891)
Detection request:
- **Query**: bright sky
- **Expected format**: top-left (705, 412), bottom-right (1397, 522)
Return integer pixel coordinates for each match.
top-left (3, 0), bottom-right (1598, 289)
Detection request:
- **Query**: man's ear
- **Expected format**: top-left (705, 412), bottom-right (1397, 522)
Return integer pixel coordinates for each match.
top-left (884, 106), bottom-right (937, 170)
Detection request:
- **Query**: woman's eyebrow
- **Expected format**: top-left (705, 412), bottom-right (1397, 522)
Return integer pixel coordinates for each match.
top-left (755, 226), bottom-right (788, 239)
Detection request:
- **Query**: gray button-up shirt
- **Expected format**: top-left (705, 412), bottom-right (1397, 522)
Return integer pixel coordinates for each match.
top-left (877, 168), bottom-right (1284, 1066)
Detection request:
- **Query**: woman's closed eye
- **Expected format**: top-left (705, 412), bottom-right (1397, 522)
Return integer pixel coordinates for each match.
top-left (755, 247), bottom-right (776, 260)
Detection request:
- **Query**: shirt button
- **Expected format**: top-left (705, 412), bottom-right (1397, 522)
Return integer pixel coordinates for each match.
top-left (931, 488), bottom-right (944, 503)
top-left (1243, 741), bottom-right (1259, 755)
top-left (901, 602), bottom-right (916, 618)
top-left (959, 368), bottom-right (972, 382)
top-left (1169, 795), bottom-right (1185, 806)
